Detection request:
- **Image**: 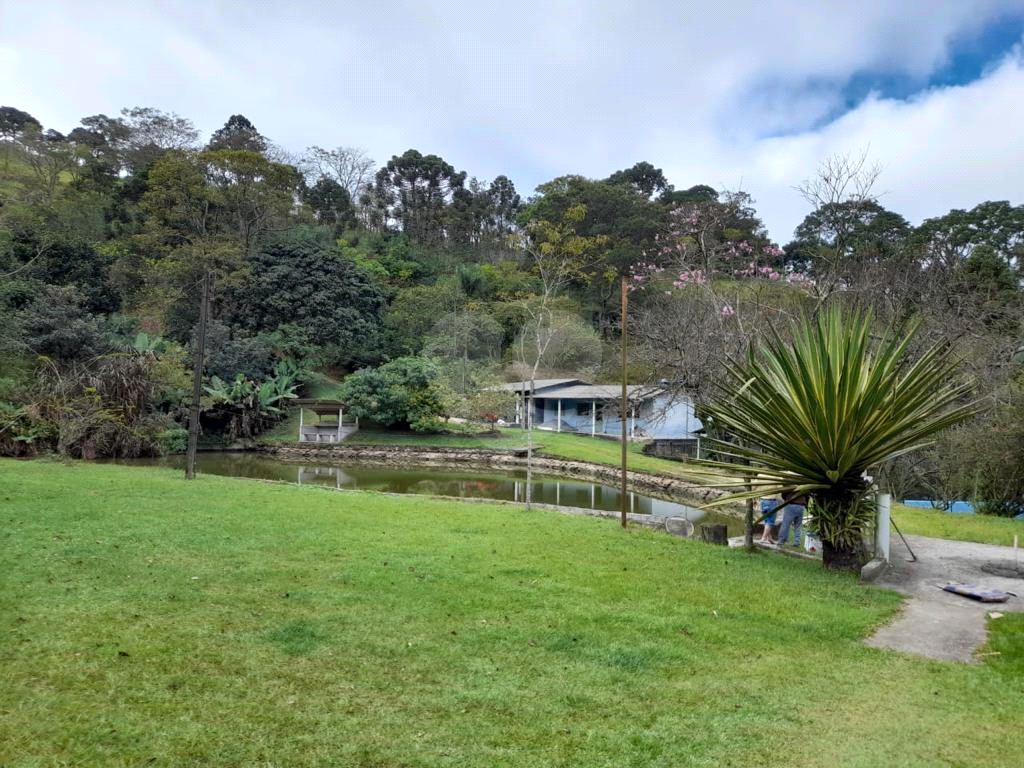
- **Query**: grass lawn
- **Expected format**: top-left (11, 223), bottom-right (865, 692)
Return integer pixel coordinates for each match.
top-left (890, 502), bottom-right (1024, 547)
top-left (3, 459), bottom-right (1023, 767)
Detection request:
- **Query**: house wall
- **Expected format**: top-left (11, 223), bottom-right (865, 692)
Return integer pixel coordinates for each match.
top-left (532, 395), bottom-right (702, 439)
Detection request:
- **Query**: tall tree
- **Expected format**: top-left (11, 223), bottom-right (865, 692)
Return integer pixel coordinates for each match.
top-left (206, 114), bottom-right (268, 154)
top-left (119, 106), bottom-right (199, 173)
top-left (303, 176), bottom-right (356, 231)
top-left (366, 149), bottom-right (466, 245)
top-left (606, 161), bottom-right (671, 199)
top-left (302, 145), bottom-right (375, 202)
top-left (223, 228), bottom-right (387, 368)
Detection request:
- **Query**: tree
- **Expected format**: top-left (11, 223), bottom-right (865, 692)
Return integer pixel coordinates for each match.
top-left (223, 229), bottom-right (387, 368)
top-left (522, 174), bottom-right (667, 328)
top-left (206, 115), bottom-right (268, 153)
top-left (0, 105), bottom-right (40, 141)
top-left (0, 106), bottom-right (41, 168)
top-left (605, 161), bottom-right (671, 199)
top-left (302, 145), bottom-right (375, 202)
top-left (365, 149), bottom-right (466, 245)
top-left (202, 149), bottom-right (303, 256)
top-left (16, 285), bottom-right (110, 363)
top-left (118, 106), bottom-right (200, 173)
top-left (793, 150), bottom-right (883, 305)
top-left (693, 306), bottom-right (977, 571)
top-left (303, 176), bottom-right (356, 230)
top-left (339, 356), bottom-right (455, 432)
top-left (382, 281), bottom-right (465, 357)
top-left (660, 188), bottom-right (775, 278)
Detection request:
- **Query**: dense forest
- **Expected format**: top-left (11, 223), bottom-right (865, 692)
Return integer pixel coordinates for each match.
top-left (1, 104), bottom-right (1023, 513)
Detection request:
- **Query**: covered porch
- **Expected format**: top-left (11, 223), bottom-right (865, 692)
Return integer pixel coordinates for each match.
top-left (293, 399), bottom-right (359, 443)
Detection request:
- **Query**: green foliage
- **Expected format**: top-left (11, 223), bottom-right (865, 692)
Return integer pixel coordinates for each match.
top-left (156, 426), bottom-right (189, 454)
top-left (383, 280), bottom-right (464, 356)
top-left (366, 148), bottom-right (466, 246)
top-left (201, 361), bottom-right (300, 441)
top-left (455, 388), bottom-right (517, 426)
top-left (223, 228), bottom-right (386, 368)
top-left (339, 356), bottom-right (455, 432)
top-left (695, 306), bottom-right (978, 568)
top-left (16, 284), bottom-right (111, 363)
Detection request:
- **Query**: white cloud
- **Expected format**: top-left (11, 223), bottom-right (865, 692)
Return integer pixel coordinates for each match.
top-left (1, 0), bottom-right (1023, 243)
top-left (727, 45), bottom-right (1024, 242)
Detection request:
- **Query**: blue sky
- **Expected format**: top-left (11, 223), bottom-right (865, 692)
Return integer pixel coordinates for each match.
top-left (1, 0), bottom-right (1023, 243)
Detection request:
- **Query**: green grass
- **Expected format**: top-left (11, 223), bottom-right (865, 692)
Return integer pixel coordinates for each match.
top-left (891, 502), bottom-right (1024, 547)
top-left (3, 459), bottom-right (1023, 767)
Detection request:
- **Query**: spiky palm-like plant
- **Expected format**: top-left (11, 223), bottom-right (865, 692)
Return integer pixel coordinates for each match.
top-left (696, 306), bottom-right (977, 571)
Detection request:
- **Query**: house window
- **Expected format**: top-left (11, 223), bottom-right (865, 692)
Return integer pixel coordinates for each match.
top-left (578, 402), bottom-right (591, 416)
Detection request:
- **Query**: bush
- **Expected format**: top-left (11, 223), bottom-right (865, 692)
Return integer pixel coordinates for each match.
top-left (339, 357), bottom-right (455, 433)
top-left (157, 427), bottom-right (189, 455)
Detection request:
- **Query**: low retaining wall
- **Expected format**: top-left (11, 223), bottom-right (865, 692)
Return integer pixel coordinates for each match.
top-left (258, 443), bottom-right (733, 511)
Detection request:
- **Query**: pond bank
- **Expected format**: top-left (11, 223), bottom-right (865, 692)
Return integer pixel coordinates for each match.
top-left (258, 443), bottom-right (736, 514)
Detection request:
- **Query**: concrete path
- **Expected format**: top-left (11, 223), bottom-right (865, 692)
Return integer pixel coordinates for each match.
top-left (865, 534), bottom-right (1024, 663)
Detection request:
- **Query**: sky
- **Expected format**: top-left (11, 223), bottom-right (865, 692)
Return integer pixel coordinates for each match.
top-left (2, 0), bottom-right (1024, 244)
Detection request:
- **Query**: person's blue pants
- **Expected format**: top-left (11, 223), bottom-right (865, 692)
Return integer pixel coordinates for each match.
top-left (777, 504), bottom-right (804, 547)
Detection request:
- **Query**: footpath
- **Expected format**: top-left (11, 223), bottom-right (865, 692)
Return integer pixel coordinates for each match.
top-left (864, 534), bottom-right (1024, 663)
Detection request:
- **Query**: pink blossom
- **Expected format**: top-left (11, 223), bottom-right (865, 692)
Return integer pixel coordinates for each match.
top-left (720, 305), bottom-right (735, 317)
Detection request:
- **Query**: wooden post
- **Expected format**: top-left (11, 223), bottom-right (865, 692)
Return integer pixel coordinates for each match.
top-left (337, 408), bottom-right (342, 442)
top-left (298, 407), bottom-right (304, 442)
top-left (591, 400), bottom-right (596, 436)
top-left (557, 400), bottom-right (562, 432)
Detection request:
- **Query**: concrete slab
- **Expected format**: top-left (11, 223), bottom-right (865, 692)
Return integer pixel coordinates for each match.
top-left (864, 534), bottom-right (1023, 663)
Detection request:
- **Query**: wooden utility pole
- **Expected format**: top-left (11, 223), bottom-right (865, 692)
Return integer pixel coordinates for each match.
top-left (620, 275), bottom-right (628, 528)
top-left (185, 271), bottom-right (211, 480)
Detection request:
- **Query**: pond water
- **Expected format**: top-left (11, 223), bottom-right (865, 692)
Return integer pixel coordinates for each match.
top-left (115, 452), bottom-right (741, 533)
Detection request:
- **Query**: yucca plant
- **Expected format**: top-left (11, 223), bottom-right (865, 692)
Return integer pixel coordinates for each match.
top-left (694, 305), bottom-right (978, 571)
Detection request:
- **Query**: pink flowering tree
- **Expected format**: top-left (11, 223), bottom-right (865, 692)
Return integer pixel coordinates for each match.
top-left (628, 190), bottom-right (813, 413)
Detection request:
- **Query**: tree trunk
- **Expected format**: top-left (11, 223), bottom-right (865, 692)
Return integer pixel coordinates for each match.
top-left (821, 540), bottom-right (863, 572)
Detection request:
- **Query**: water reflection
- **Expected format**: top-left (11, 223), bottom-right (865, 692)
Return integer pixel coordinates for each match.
top-left (112, 452), bottom-right (735, 530)
top-left (293, 463), bottom-right (707, 520)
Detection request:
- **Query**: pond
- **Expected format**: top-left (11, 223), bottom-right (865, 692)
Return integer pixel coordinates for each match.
top-left (115, 452), bottom-right (741, 534)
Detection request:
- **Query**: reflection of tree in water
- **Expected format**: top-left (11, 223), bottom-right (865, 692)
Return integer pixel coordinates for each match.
top-left (411, 479), bottom-right (441, 496)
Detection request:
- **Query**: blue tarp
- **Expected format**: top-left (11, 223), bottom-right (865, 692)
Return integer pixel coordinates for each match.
top-left (902, 499), bottom-right (976, 514)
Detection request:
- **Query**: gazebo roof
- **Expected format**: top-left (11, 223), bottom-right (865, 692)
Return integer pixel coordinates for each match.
top-left (294, 399), bottom-right (347, 416)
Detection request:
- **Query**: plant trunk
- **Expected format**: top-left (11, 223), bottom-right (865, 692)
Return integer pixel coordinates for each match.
top-left (821, 539), bottom-right (863, 572)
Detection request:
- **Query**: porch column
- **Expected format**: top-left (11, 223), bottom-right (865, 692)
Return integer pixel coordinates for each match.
top-left (337, 408), bottom-right (343, 442)
top-left (630, 403), bottom-right (636, 437)
top-left (557, 400), bottom-right (562, 432)
top-left (591, 401), bottom-right (596, 436)
top-left (298, 407), bottom-right (304, 442)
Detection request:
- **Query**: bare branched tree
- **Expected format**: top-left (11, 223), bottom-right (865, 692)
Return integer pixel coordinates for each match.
top-left (301, 146), bottom-right (376, 202)
top-left (794, 149), bottom-right (885, 307)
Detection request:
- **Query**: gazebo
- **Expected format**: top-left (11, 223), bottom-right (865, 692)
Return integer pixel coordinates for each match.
top-left (294, 399), bottom-right (358, 443)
